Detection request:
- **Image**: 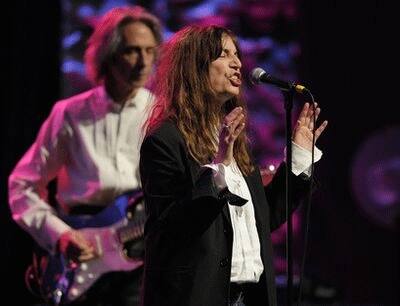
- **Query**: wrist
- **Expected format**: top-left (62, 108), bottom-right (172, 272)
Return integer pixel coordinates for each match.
top-left (213, 156), bottom-right (231, 166)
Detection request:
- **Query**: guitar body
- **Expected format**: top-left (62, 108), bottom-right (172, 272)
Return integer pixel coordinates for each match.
top-left (39, 191), bottom-right (144, 305)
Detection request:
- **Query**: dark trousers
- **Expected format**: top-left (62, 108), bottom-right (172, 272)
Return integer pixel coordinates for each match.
top-left (229, 282), bottom-right (269, 306)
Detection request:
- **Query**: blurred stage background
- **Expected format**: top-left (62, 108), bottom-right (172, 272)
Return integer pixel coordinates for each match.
top-left (1, 0), bottom-right (399, 305)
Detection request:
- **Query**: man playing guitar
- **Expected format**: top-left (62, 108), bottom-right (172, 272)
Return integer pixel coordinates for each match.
top-left (8, 6), bottom-right (162, 306)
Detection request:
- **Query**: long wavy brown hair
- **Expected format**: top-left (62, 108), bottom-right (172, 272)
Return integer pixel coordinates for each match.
top-left (146, 25), bottom-right (254, 175)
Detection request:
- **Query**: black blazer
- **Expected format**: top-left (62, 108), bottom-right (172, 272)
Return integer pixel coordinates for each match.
top-left (139, 120), bottom-right (311, 306)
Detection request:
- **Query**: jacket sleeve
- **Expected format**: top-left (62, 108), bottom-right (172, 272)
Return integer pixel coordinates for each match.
top-left (8, 102), bottom-right (72, 253)
top-left (140, 132), bottom-right (228, 241)
top-left (264, 162), bottom-right (313, 231)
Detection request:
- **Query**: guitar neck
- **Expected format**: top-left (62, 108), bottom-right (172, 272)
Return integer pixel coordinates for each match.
top-left (117, 219), bottom-right (145, 244)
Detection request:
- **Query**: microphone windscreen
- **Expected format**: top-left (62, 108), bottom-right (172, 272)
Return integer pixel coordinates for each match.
top-left (250, 67), bottom-right (266, 85)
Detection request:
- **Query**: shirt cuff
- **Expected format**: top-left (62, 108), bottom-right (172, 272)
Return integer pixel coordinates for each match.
top-left (20, 206), bottom-right (71, 254)
top-left (287, 142), bottom-right (323, 176)
top-left (203, 163), bottom-right (229, 191)
top-left (43, 214), bottom-right (71, 254)
top-left (202, 163), bottom-right (248, 206)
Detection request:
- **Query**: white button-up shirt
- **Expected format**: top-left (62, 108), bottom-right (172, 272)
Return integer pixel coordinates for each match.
top-left (207, 143), bottom-right (322, 283)
top-left (8, 86), bottom-right (154, 252)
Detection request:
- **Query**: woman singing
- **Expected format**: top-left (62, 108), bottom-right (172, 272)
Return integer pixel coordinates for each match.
top-left (140, 25), bottom-right (328, 306)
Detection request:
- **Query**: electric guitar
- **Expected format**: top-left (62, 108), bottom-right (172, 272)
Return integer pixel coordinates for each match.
top-left (32, 190), bottom-right (145, 305)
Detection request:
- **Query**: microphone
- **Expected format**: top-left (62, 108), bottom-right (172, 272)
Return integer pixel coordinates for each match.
top-left (250, 67), bottom-right (307, 94)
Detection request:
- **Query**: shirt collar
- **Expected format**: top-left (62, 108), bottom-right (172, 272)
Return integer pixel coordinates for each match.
top-left (97, 86), bottom-right (144, 112)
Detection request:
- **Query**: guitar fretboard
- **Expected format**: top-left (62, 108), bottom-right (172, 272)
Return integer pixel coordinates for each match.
top-left (117, 217), bottom-right (145, 244)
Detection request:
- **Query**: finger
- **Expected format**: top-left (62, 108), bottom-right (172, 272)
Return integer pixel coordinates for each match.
top-left (71, 242), bottom-right (96, 261)
top-left (73, 239), bottom-right (91, 251)
top-left (78, 252), bottom-right (96, 262)
top-left (309, 108), bottom-right (321, 130)
top-left (231, 122), bottom-right (245, 140)
top-left (79, 245), bottom-right (97, 259)
top-left (74, 232), bottom-right (93, 249)
top-left (307, 102), bottom-right (318, 115)
top-left (81, 243), bottom-right (95, 252)
top-left (298, 102), bottom-right (310, 124)
top-left (304, 108), bottom-right (313, 126)
top-left (305, 102), bottom-right (318, 123)
top-left (224, 107), bottom-right (243, 124)
top-left (314, 120), bottom-right (328, 139)
top-left (314, 107), bottom-right (321, 121)
top-left (229, 113), bottom-right (244, 133)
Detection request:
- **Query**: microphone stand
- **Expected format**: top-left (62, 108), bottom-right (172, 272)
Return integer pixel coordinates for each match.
top-left (282, 86), bottom-right (295, 306)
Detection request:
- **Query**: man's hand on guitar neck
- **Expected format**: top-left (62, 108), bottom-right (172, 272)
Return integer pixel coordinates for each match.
top-left (57, 229), bottom-right (98, 265)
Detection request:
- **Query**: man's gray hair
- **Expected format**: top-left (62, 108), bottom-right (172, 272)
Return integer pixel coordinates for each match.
top-left (84, 6), bottom-right (162, 84)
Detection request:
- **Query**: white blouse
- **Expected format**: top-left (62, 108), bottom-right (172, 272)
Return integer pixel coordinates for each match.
top-left (206, 142), bottom-right (322, 282)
